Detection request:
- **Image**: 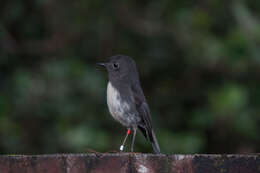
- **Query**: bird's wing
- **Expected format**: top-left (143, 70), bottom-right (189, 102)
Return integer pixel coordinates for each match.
top-left (131, 82), bottom-right (161, 154)
top-left (131, 82), bottom-right (153, 139)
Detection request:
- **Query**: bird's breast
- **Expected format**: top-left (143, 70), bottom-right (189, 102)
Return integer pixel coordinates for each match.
top-left (107, 82), bottom-right (123, 112)
top-left (106, 82), bottom-right (138, 127)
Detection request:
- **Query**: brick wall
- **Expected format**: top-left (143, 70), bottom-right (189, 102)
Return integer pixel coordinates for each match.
top-left (0, 153), bottom-right (259, 173)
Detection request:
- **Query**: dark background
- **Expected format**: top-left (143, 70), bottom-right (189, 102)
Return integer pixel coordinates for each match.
top-left (0, 0), bottom-right (259, 154)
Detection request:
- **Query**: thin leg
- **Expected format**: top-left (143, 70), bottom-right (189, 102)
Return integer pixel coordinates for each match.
top-left (131, 127), bottom-right (137, 152)
top-left (120, 128), bottom-right (131, 152)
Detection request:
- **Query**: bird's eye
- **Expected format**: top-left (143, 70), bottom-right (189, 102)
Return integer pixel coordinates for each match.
top-left (113, 63), bottom-right (119, 69)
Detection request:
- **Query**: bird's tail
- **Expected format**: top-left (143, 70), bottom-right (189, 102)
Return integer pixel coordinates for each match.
top-left (151, 130), bottom-right (161, 154)
top-left (138, 125), bottom-right (161, 154)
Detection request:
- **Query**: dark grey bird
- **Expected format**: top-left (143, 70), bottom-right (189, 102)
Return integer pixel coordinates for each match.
top-left (98, 55), bottom-right (161, 154)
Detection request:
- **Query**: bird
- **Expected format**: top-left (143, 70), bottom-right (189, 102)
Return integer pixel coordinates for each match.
top-left (98, 55), bottom-right (161, 154)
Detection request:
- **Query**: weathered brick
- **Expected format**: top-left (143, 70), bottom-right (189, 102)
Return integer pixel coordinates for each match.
top-left (0, 153), bottom-right (259, 173)
top-left (131, 153), bottom-right (168, 173)
top-left (0, 155), bottom-right (66, 173)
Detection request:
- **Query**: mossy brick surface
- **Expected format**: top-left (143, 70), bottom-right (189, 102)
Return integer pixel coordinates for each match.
top-left (0, 153), bottom-right (259, 173)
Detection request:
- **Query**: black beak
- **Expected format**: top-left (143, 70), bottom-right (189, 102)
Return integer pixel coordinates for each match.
top-left (97, 63), bottom-right (106, 67)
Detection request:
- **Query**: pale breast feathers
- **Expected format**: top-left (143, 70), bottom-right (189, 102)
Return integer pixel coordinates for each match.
top-left (107, 82), bottom-right (138, 127)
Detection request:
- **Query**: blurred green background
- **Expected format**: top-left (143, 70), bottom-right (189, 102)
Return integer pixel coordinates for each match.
top-left (0, 0), bottom-right (259, 154)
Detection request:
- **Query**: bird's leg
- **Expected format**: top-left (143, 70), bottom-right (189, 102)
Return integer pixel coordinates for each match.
top-left (131, 127), bottom-right (137, 152)
top-left (120, 128), bottom-right (131, 152)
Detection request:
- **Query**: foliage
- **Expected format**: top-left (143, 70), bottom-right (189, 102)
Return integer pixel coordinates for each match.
top-left (0, 0), bottom-right (259, 154)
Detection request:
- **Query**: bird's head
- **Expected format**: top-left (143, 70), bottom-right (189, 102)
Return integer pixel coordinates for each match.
top-left (98, 55), bottom-right (139, 83)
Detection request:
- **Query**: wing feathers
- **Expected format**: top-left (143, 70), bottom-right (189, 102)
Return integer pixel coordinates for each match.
top-left (131, 83), bottom-right (161, 154)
